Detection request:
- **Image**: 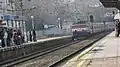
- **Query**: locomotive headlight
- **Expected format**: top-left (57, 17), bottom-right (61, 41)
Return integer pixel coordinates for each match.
top-left (84, 28), bottom-right (87, 30)
top-left (81, 28), bottom-right (87, 31)
top-left (83, 28), bottom-right (88, 31)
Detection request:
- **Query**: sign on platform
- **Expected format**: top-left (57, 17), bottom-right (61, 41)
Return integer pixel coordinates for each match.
top-left (14, 16), bottom-right (25, 21)
top-left (3, 15), bottom-right (25, 21)
top-left (3, 15), bottom-right (10, 20)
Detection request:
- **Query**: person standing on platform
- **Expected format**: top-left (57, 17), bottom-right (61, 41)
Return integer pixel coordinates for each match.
top-left (17, 29), bottom-right (22, 45)
top-left (13, 31), bottom-right (17, 45)
top-left (13, 30), bottom-right (16, 45)
top-left (0, 29), bottom-right (5, 47)
top-left (116, 21), bottom-right (120, 37)
top-left (4, 29), bottom-right (8, 47)
top-left (29, 31), bottom-right (32, 42)
top-left (114, 10), bottom-right (120, 37)
top-left (33, 30), bottom-right (36, 42)
top-left (21, 34), bottom-right (25, 43)
top-left (7, 28), bottom-right (13, 46)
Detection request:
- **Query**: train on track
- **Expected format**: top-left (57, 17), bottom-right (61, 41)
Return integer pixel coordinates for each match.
top-left (71, 21), bottom-right (115, 40)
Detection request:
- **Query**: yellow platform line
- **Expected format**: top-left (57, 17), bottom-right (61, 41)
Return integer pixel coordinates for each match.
top-left (76, 54), bottom-right (89, 67)
top-left (76, 45), bottom-right (95, 67)
top-left (76, 34), bottom-right (109, 67)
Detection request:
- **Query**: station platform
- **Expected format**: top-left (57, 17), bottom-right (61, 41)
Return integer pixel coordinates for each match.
top-left (62, 31), bottom-right (120, 67)
top-left (0, 35), bottom-right (71, 49)
top-left (25, 35), bottom-right (71, 45)
top-left (0, 35), bottom-right (72, 65)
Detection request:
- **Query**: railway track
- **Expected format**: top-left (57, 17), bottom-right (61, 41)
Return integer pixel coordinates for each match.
top-left (1, 31), bottom-right (112, 67)
top-left (49, 31), bottom-right (111, 67)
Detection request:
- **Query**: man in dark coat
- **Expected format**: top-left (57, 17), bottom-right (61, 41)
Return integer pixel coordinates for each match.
top-left (0, 29), bottom-right (5, 47)
top-left (32, 30), bottom-right (36, 42)
top-left (7, 28), bottom-right (13, 46)
top-left (17, 29), bottom-right (22, 45)
top-left (116, 21), bottom-right (120, 37)
top-left (29, 31), bottom-right (32, 41)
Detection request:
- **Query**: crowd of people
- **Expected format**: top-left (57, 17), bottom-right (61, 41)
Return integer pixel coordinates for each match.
top-left (0, 27), bottom-right (37, 47)
top-left (0, 28), bottom-right (25, 47)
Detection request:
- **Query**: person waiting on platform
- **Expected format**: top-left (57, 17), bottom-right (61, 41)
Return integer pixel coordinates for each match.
top-left (114, 10), bottom-right (120, 37)
top-left (116, 20), bottom-right (120, 37)
top-left (29, 31), bottom-right (32, 42)
top-left (0, 29), bottom-right (5, 47)
top-left (7, 28), bottom-right (13, 46)
top-left (33, 30), bottom-right (36, 42)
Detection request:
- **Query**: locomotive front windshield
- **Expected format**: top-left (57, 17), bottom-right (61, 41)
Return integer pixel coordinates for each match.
top-left (71, 24), bottom-right (87, 29)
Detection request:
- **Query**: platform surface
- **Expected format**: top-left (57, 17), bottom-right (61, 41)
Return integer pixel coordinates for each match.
top-left (26, 35), bottom-right (71, 44)
top-left (0, 35), bottom-right (71, 50)
top-left (62, 31), bottom-right (120, 67)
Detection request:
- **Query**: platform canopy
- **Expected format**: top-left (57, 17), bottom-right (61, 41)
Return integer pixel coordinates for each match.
top-left (99, 0), bottom-right (120, 10)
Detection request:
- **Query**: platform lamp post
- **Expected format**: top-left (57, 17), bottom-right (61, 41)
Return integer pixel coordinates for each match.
top-left (58, 18), bottom-right (61, 29)
top-left (31, 16), bottom-right (36, 41)
top-left (58, 18), bottom-right (61, 36)
top-left (31, 16), bottom-right (34, 30)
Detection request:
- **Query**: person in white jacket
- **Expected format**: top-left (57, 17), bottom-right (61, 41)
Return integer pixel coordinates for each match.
top-left (3, 29), bottom-right (8, 47)
top-left (114, 10), bottom-right (120, 37)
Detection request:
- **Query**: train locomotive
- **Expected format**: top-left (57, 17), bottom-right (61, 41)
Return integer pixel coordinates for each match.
top-left (71, 21), bottom-right (115, 40)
